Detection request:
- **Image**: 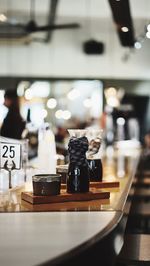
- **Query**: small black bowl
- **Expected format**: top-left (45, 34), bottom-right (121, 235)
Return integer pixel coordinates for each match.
top-left (32, 174), bottom-right (61, 196)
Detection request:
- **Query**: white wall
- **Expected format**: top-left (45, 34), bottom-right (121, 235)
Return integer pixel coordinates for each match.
top-left (0, 19), bottom-right (150, 80)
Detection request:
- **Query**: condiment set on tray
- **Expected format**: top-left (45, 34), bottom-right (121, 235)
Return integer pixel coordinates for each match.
top-left (21, 129), bottom-right (119, 205)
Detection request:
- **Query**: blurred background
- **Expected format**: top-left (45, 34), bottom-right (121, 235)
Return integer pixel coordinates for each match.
top-left (0, 0), bottom-right (150, 156)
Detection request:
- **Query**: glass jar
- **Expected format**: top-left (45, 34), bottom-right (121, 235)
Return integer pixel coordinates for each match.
top-left (67, 130), bottom-right (89, 193)
top-left (21, 139), bottom-right (29, 182)
top-left (86, 129), bottom-right (103, 182)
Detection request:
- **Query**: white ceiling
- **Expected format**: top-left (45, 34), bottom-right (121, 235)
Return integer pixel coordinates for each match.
top-left (0, 0), bottom-right (149, 17)
top-left (0, 0), bottom-right (150, 20)
top-left (0, 1), bottom-right (150, 79)
top-left (0, 0), bottom-right (149, 41)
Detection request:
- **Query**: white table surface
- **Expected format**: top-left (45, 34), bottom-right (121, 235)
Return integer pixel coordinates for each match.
top-left (0, 211), bottom-right (116, 266)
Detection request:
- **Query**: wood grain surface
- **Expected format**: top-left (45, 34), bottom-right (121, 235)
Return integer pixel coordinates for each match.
top-left (21, 189), bottom-right (110, 204)
top-left (61, 181), bottom-right (120, 190)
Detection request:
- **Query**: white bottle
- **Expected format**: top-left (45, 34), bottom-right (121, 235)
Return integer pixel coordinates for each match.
top-left (38, 123), bottom-right (56, 174)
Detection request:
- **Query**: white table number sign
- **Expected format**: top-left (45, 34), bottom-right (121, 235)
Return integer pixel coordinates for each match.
top-left (0, 142), bottom-right (21, 170)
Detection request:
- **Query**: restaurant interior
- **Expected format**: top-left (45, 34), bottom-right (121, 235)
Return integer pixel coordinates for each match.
top-left (0, 0), bottom-right (150, 266)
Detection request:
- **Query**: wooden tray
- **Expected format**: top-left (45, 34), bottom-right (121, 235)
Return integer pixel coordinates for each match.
top-left (21, 189), bottom-right (110, 205)
top-left (90, 181), bottom-right (119, 188)
top-left (61, 181), bottom-right (120, 190)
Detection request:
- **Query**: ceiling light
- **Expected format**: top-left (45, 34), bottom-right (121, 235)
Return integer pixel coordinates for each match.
top-left (0, 14), bottom-right (7, 22)
top-left (24, 89), bottom-right (33, 100)
top-left (42, 109), bottom-right (48, 119)
top-left (116, 117), bottom-right (125, 126)
top-left (47, 98), bottom-right (57, 109)
top-left (30, 82), bottom-right (50, 98)
top-left (146, 31), bottom-right (150, 39)
top-left (134, 41), bottom-right (142, 49)
top-left (121, 27), bottom-right (129, 33)
top-left (17, 81), bottom-right (30, 97)
top-left (105, 88), bottom-right (119, 107)
top-left (147, 24), bottom-right (150, 32)
top-left (55, 110), bottom-right (63, 119)
top-left (63, 110), bottom-right (71, 120)
top-left (107, 97), bottom-right (119, 108)
top-left (105, 87), bottom-right (117, 98)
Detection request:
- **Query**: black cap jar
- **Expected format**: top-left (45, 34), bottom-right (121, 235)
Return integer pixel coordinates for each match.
top-left (67, 130), bottom-right (90, 193)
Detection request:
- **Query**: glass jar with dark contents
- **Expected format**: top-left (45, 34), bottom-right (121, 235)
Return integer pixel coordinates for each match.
top-left (67, 130), bottom-right (90, 193)
top-left (87, 158), bottom-right (103, 182)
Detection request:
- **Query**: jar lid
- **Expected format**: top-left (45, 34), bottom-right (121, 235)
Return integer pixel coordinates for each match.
top-left (56, 165), bottom-right (68, 173)
top-left (32, 174), bottom-right (61, 182)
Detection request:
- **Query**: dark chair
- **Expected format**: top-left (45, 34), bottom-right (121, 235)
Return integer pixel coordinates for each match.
top-left (116, 234), bottom-right (150, 265)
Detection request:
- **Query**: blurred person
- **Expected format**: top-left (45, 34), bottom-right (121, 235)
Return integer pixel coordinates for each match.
top-left (55, 126), bottom-right (68, 157)
top-left (102, 105), bottom-right (114, 146)
top-left (88, 117), bottom-right (101, 129)
top-left (127, 111), bottom-right (140, 141)
top-left (55, 126), bottom-right (67, 144)
top-left (0, 89), bottom-right (25, 139)
top-left (113, 105), bottom-right (140, 141)
top-left (138, 130), bottom-right (150, 171)
top-left (144, 131), bottom-right (150, 150)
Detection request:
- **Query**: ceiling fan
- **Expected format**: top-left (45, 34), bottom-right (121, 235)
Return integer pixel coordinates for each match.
top-left (0, 0), bottom-right (80, 40)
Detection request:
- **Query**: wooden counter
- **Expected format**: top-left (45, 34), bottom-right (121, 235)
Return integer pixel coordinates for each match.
top-left (0, 151), bottom-right (139, 212)
top-left (0, 149), bottom-right (140, 266)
